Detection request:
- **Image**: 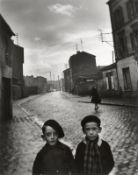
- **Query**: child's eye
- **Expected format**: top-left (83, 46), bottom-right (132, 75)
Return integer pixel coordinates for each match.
top-left (46, 133), bottom-right (51, 137)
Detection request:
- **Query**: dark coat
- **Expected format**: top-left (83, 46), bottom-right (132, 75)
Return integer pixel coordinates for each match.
top-left (75, 139), bottom-right (114, 175)
top-left (32, 141), bottom-right (74, 175)
top-left (90, 88), bottom-right (101, 104)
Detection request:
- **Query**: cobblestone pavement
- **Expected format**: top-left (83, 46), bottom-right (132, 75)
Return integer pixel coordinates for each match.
top-left (0, 91), bottom-right (138, 175)
top-left (0, 103), bottom-right (44, 175)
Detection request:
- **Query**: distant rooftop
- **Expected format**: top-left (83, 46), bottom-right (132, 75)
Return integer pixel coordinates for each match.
top-left (100, 63), bottom-right (116, 71)
top-left (73, 51), bottom-right (95, 57)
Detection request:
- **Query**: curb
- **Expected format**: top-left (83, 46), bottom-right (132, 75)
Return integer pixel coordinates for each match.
top-left (101, 102), bottom-right (138, 108)
top-left (78, 100), bottom-right (138, 108)
top-left (17, 104), bottom-right (43, 128)
top-left (62, 92), bottom-right (138, 108)
top-left (16, 103), bottom-right (75, 153)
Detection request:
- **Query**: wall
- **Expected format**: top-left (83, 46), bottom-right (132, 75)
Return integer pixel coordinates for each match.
top-left (63, 68), bottom-right (72, 92)
top-left (0, 68), bottom-right (2, 119)
top-left (0, 16), bottom-right (13, 120)
top-left (117, 56), bottom-right (138, 91)
top-left (69, 52), bottom-right (96, 80)
top-left (108, 0), bottom-right (138, 96)
top-left (11, 44), bottom-right (24, 99)
top-left (102, 68), bottom-right (118, 91)
top-left (36, 76), bottom-right (48, 93)
top-left (24, 76), bottom-right (48, 96)
top-left (69, 51), bottom-right (97, 94)
top-left (11, 44), bottom-right (24, 82)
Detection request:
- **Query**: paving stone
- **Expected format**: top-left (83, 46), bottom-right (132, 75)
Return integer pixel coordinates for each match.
top-left (0, 92), bottom-right (138, 175)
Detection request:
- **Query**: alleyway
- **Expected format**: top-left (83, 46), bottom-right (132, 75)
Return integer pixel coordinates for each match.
top-left (0, 91), bottom-right (138, 175)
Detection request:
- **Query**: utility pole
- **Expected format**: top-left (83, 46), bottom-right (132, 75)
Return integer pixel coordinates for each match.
top-left (50, 71), bottom-right (52, 90)
top-left (99, 29), bottom-right (115, 63)
top-left (99, 29), bottom-right (120, 90)
top-left (75, 44), bottom-right (79, 52)
top-left (80, 38), bottom-right (84, 51)
top-left (58, 75), bottom-right (60, 91)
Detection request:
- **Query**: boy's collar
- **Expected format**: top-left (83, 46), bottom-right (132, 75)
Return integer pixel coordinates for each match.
top-left (82, 136), bottom-right (102, 147)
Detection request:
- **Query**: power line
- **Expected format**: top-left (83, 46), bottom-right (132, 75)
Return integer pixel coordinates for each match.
top-left (98, 29), bottom-right (113, 47)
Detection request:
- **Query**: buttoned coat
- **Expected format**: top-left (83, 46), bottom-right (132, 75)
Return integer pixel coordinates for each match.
top-left (32, 141), bottom-right (74, 175)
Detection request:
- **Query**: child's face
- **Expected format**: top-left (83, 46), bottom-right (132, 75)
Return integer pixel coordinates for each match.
top-left (43, 126), bottom-right (58, 146)
top-left (83, 122), bottom-right (101, 141)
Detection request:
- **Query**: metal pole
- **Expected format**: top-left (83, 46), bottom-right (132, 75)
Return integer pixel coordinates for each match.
top-left (58, 75), bottom-right (60, 91)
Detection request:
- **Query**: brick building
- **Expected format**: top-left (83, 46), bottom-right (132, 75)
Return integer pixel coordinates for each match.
top-left (0, 14), bottom-right (15, 120)
top-left (68, 51), bottom-right (97, 95)
top-left (107, 0), bottom-right (138, 96)
top-left (24, 75), bottom-right (48, 96)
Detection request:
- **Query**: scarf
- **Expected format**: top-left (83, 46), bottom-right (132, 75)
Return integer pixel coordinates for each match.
top-left (83, 137), bottom-right (102, 175)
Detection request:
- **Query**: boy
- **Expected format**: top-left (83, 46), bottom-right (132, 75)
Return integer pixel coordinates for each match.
top-left (75, 115), bottom-right (114, 175)
top-left (32, 119), bottom-right (74, 175)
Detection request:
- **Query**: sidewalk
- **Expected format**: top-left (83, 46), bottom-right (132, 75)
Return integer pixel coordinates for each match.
top-left (101, 97), bottom-right (138, 107)
top-left (62, 92), bottom-right (138, 107)
top-left (0, 102), bottom-right (44, 175)
top-left (0, 100), bottom-right (73, 175)
top-left (0, 93), bottom-right (138, 175)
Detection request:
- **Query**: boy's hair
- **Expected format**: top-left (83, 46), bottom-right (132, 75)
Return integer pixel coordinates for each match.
top-left (42, 119), bottom-right (64, 138)
top-left (81, 115), bottom-right (101, 129)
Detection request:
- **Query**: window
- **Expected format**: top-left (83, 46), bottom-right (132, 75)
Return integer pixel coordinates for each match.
top-left (113, 7), bottom-right (124, 30)
top-left (134, 30), bottom-right (138, 48)
top-left (130, 33), bottom-right (135, 51)
top-left (134, 0), bottom-right (138, 14)
top-left (130, 29), bottom-right (138, 51)
top-left (105, 72), bottom-right (114, 90)
top-left (122, 67), bottom-right (132, 90)
top-left (117, 31), bottom-right (128, 58)
top-left (126, 1), bottom-right (135, 20)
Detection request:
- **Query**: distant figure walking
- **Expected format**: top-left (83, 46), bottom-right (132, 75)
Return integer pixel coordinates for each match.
top-left (90, 86), bottom-right (101, 111)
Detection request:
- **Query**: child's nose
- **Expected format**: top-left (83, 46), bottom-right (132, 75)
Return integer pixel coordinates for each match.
top-left (51, 133), bottom-right (54, 138)
top-left (89, 130), bottom-right (94, 134)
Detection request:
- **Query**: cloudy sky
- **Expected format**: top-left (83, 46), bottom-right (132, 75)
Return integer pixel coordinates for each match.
top-left (0, 0), bottom-right (113, 80)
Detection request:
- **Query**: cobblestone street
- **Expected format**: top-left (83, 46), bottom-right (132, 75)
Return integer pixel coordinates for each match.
top-left (0, 91), bottom-right (138, 175)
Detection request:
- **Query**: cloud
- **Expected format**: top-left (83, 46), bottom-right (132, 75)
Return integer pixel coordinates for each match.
top-left (48, 3), bottom-right (75, 17)
top-left (1, 0), bottom-right (112, 78)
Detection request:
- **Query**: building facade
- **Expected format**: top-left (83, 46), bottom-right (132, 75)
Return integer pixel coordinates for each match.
top-left (24, 75), bottom-right (48, 96)
top-left (97, 63), bottom-right (121, 97)
top-left (101, 63), bottom-right (118, 91)
top-left (63, 68), bottom-right (72, 92)
top-left (11, 44), bottom-right (24, 99)
top-left (0, 14), bottom-right (15, 120)
top-left (107, 0), bottom-right (138, 95)
top-left (68, 51), bottom-right (97, 95)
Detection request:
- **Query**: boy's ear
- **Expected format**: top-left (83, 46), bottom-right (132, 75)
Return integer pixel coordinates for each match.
top-left (82, 127), bottom-right (85, 133)
top-left (41, 135), bottom-right (45, 140)
top-left (99, 127), bottom-right (102, 133)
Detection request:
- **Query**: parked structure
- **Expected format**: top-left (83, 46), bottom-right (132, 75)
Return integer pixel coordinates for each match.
top-left (107, 0), bottom-right (138, 96)
top-left (0, 14), bottom-right (15, 120)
